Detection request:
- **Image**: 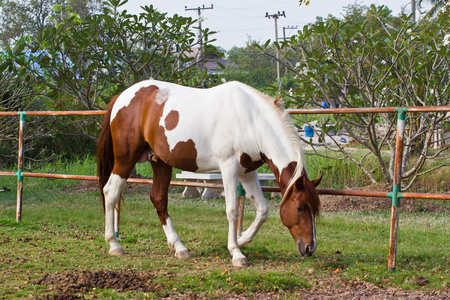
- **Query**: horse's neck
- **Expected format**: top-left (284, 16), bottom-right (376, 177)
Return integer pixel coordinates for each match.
top-left (260, 134), bottom-right (299, 194)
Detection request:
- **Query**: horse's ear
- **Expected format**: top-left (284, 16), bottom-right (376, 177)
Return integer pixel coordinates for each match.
top-left (284, 184), bottom-right (294, 201)
top-left (274, 98), bottom-right (283, 106)
top-left (294, 169), bottom-right (307, 191)
top-left (311, 172), bottom-right (323, 187)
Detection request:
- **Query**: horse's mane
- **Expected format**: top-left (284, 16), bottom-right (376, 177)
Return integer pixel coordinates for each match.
top-left (232, 82), bottom-right (307, 200)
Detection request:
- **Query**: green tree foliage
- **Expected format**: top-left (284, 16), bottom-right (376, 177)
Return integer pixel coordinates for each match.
top-left (262, 4), bottom-right (450, 189)
top-left (0, 0), bottom-right (102, 46)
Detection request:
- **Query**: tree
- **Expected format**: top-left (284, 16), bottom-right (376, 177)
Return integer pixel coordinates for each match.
top-left (261, 4), bottom-right (450, 190)
top-left (0, 0), bottom-right (102, 46)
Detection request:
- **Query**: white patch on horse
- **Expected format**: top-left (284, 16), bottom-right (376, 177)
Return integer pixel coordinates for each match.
top-left (155, 88), bottom-right (170, 105)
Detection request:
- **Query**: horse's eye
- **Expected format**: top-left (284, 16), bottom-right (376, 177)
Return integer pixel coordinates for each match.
top-left (296, 206), bottom-right (304, 213)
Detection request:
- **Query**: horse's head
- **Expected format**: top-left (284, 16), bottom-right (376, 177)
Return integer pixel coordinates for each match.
top-left (280, 171), bottom-right (322, 257)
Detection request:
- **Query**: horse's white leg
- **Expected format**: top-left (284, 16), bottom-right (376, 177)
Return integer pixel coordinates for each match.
top-left (150, 160), bottom-right (190, 259)
top-left (103, 173), bottom-right (127, 255)
top-left (221, 162), bottom-right (248, 267)
top-left (237, 171), bottom-right (269, 247)
top-left (162, 217), bottom-right (190, 259)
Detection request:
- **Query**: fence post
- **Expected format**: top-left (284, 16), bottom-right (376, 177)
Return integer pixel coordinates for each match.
top-left (237, 183), bottom-right (246, 237)
top-left (16, 112), bottom-right (26, 222)
top-left (388, 108), bottom-right (407, 272)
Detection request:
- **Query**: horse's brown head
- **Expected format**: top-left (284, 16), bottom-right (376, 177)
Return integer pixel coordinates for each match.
top-left (280, 170), bottom-right (322, 257)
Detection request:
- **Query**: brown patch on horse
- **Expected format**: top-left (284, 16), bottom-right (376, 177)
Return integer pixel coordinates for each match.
top-left (169, 139), bottom-right (198, 171)
top-left (109, 86), bottom-right (159, 178)
top-left (165, 110), bottom-right (179, 131)
top-left (240, 153), bottom-right (263, 173)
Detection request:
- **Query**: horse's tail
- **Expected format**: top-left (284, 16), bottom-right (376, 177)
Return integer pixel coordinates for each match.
top-left (97, 96), bottom-right (119, 211)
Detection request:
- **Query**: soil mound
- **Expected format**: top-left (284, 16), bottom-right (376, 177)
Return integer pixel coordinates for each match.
top-left (33, 268), bottom-right (159, 299)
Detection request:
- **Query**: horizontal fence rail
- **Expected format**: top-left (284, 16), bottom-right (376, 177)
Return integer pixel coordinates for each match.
top-left (1, 105), bottom-right (449, 273)
top-left (287, 105), bottom-right (450, 114)
top-left (0, 110), bottom-right (106, 116)
top-left (1, 171), bottom-right (449, 200)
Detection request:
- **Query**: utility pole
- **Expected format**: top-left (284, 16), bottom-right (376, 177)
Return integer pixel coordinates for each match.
top-left (411, 0), bottom-right (416, 23)
top-left (185, 4), bottom-right (214, 71)
top-left (265, 11), bottom-right (286, 87)
top-left (281, 26), bottom-right (298, 77)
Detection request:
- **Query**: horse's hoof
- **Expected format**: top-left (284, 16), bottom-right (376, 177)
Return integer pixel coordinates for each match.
top-left (232, 258), bottom-right (248, 267)
top-left (109, 248), bottom-right (126, 256)
top-left (175, 250), bottom-right (192, 259)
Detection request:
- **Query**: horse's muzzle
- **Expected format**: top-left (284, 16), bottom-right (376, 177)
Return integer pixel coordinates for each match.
top-left (297, 241), bottom-right (316, 257)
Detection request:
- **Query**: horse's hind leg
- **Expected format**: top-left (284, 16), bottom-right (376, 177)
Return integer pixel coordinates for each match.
top-left (150, 160), bottom-right (191, 259)
top-left (237, 171), bottom-right (269, 247)
top-left (103, 172), bottom-right (127, 255)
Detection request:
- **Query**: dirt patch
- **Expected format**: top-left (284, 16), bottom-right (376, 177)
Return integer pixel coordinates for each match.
top-left (320, 183), bottom-right (449, 213)
top-left (33, 268), bottom-right (159, 299)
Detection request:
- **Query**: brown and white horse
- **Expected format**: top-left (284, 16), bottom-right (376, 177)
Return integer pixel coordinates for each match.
top-left (97, 80), bottom-right (322, 267)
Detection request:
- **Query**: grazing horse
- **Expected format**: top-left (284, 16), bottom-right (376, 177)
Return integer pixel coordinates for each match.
top-left (97, 80), bottom-right (322, 267)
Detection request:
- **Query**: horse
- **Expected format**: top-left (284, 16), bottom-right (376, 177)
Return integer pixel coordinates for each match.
top-left (97, 80), bottom-right (322, 267)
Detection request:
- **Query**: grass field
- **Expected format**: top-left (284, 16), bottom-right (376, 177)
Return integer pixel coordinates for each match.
top-left (0, 169), bottom-right (449, 299)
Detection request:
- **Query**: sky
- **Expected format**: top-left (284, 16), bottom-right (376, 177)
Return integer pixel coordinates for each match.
top-left (121, 0), bottom-right (432, 50)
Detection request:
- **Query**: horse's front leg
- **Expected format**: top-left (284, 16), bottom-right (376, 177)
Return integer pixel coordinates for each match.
top-left (221, 163), bottom-right (248, 267)
top-left (150, 160), bottom-right (190, 259)
top-left (103, 173), bottom-right (127, 255)
top-left (237, 171), bottom-right (269, 247)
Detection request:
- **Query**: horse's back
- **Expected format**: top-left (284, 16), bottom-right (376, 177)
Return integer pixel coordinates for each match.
top-left (111, 80), bottom-right (278, 172)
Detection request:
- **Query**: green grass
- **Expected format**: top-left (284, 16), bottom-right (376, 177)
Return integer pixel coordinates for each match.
top-left (0, 177), bottom-right (449, 299)
top-left (0, 155), bottom-right (449, 298)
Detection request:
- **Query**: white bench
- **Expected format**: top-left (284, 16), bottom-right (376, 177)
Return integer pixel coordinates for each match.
top-left (176, 171), bottom-right (278, 199)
